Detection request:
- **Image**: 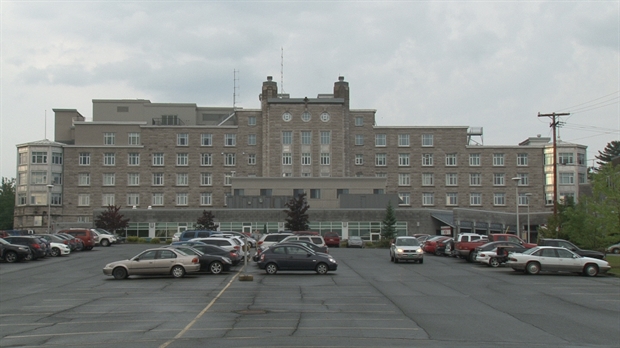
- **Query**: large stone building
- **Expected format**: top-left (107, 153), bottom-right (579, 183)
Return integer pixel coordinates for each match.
top-left (14, 76), bottom-right (587, 241)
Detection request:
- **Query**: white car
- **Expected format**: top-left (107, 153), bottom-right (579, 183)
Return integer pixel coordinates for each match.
top-left (49, 242), bottom-right (71, 257)
top-left (172, 232), bottom-right (182, 243)
top-left (280, 235), bottom-right (326, 248)
top-left (92, 229), bottom-right (117, 247)
top-left (506, 246), bottom-right (611, 277)
top-left (475, 249), bottom-right (499, 267)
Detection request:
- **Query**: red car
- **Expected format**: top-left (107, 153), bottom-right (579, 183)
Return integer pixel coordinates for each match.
top-left (422, 236), bottom-right (451, 255)
top-left (323, 232), bottom-right (341, 248)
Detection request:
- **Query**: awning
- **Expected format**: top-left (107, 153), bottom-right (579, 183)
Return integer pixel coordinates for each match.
top-left (431, 213), bottom-right (454, 227)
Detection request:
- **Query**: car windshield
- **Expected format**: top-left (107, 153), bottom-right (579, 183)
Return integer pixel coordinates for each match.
top-left (522, 247), bottom-right (541, 255)
top-left (396, 238), bottom-right (419, 246)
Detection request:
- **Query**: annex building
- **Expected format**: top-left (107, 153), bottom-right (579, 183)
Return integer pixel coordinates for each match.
top-left (14, 76), bottom-right (588, 241)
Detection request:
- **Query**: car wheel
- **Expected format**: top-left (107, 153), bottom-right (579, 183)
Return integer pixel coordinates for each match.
top-left (171, 265), bottom-right (186, 278)
top-left (394, 257), bottom-right (399, 263)
top-left (101, 239), bottom-right (110, 247)
top-left (209, 261), bottom-right (223, 274)
top-left (583, 264), bottom-right (599, 277)
top-left (612, 248), bottom-right (620, 254)
top-left (112, 267), bottom-right (128, 280)
top-left (265, 263), bottom-right (278, 275)
top-left (23, 250), bottom-right (33, 261)
top-left (390, 253), bottom-right (394, 262)
top-left (489, 257), bottom-right (500, 268)
top-left (467, 252), bottom-right (477, 263)
top-left (50, 247), bottom-right (60, 257)
top-left (316, 263), bottom-right (329, 275)
top-left (419, 258), bottom-right (423, 264)
top-left (4, 251), bottom-right (18, 263)
top-left (526, 262), bottom-right (540, 275)
top-left (75, 243), bottom-right (84, 251)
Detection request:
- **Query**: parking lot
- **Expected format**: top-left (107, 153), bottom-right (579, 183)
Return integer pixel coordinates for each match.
top-left (1, 244), bottom-right (619, 348)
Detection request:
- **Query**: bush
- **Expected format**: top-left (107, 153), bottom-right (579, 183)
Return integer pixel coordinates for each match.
top-left (137, 238), bottom-right (147, 243)
top-left (150, 238), bottom-right (160, 244)
top-left (127, 236), bottom-right (139, 243)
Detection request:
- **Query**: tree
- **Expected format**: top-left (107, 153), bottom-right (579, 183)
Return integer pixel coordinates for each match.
top-left (283, 192), bottom-right (309, 231)
top-left (0, 178), bottom-right (15, 230)
top-left (196, 210), bottom-right (219, 230)
top-left (595, 140), bottom-right (620, 167)
top-left (95, 205), bottom-right (130, 234)
top-left (381, 201), bottom-right (397, 241)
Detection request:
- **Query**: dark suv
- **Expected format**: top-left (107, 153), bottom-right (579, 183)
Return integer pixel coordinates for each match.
top-left (0, 238), bottom-right (32, 263)
top-left (538, 238), bottom-right (605, 260)
top-left (2, 236), bottom-right (47, 261)
top-left (59, 229), bottom-right (97, 250)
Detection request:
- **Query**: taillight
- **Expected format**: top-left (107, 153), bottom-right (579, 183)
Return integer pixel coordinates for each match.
top-left (257, 241), bottom-right (263, 246)
top-left (234, 245), bottom-right (240, 250)
top-left (192, 257), bottom-right (199, 264)
top-left (259, 254), bottom-right (265, 261)
top-left (33, 244), bottom-right (41, 249)
top-left (64, 241), bottom-right (68, 245)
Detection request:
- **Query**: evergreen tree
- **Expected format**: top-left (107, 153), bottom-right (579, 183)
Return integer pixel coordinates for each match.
top-left (283, 192), bottom-right (309, 231)
top-left (94, 205), bottom-right (130, 233)
top-left (0, 178), bottom-right (16, 230)
top-left (196, 210), bottom-right (219, 230)
top-left (381, 201), bottom-right (397, 241)
top-left (595, 140), bottom-right (620, 167)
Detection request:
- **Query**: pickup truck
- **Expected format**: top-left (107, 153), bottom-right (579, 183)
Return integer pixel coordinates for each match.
top-left (455, 233), bottom-right (536, 262)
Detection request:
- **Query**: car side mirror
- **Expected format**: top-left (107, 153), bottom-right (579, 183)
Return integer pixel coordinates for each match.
top-left (307, 253), bottom-right (312, 257)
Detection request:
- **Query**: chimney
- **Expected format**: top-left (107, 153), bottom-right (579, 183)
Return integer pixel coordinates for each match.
top-left (333, 76), bottom-right (349, 105)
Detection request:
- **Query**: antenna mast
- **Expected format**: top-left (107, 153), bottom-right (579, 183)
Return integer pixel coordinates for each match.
top-left (233, 70), bottom-right (239, 110)
top-left (280, 47), bottom-right (284, 94)
top-left (44, 110), bottom-right (47, 139)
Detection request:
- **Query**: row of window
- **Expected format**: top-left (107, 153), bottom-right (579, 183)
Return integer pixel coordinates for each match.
top-left (78, 152), bottom-right (256, 167)
top-left (77, 172), bottom-right (231, 186)
top-left (19, 152), bottom-right (63, 165)
top-left (545, 152), bottom-right (587, 166)
top-left (77, 192), bottom-right (214, 207)
top-left (397, 192), bottom-right (533, 207)
top-left (397, 173), bottom-right (531, 187)
top-left (102, 132), bottom-right (251, 147)
top-left (355, 153), bottom-right (530, 167)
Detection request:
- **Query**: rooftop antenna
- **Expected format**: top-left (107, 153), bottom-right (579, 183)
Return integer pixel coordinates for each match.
top-left (280, 47), bottom-right (284, 94)
top-left (44, 110), bottom-right (47, 139)
top-left (233, 70), bottom-right (239, 110)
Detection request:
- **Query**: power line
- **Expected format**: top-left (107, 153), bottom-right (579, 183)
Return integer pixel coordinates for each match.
top-left (557, 91), bottom-right (619, 112)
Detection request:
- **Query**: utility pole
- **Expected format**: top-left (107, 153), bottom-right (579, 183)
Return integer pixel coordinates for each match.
top-left (537, 112), bottom-right (570, 218)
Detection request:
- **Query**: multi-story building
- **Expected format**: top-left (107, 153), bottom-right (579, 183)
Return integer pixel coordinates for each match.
top-left (15, 76), bottom-right (582, 240)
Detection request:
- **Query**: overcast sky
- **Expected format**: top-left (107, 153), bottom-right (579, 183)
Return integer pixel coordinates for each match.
top-left (1, 1), bottom-right (618, 179)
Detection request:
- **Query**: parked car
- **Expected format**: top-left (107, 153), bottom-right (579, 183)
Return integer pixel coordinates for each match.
top-left (423, 236), bottom-right (451, 255)
top-left (538, 239), bottom-right (606, 260)
top-left (179, 230), bottom-right (218, 242)
top-left (164, 245), bottom-right (232, 274)
top-left (92, 229), bottom-right (117, 246)
top-left (506, 246), bottom-right (611, 276)
top-left (190, 237), bottom-right (241, 255)
top-left (258, 244), bottom-right (337, 275)
top-left (172, 241), bottom-right (242, 266)
top-left (323, 232), bottom-right (341, 248)
top-left (256, 233), bottom-right (293, 249)
top-left (435, 238), bottom-right (454, 256)
top-left (55, 233), bottom-right (81, 251)
top-left (277, 240), bottom-right (329, 254)
top-left (217, 231), bottom-right (257, 247)
top-left (102, 248), bottom-right (201, 279)
top-left (474, 241), bottom-right (528, 267)
top-left (2, 236), bottom-right (47, 261)
top-left (390, 236), bottom-right (424, 263)
top-left (59, 229), bottom-right (97, 250)
top-left (172, 232), bottom-right (182, 243)
top-left (347, 236), bottom-right (364, 248)
top-left (48, 242), bottom-right (71, 257)
top-left (0, 238), bottom-right (32, 263)
top-left (606, 243), bottom-right (620, 254)
top-left (280, 235), bottom-right (326, 248)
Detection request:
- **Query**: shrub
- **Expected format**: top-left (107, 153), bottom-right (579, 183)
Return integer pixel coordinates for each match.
top-left (150, 238), bottom-right (161, 244)
top-left (127, 236), bottom-right (139, 243)
top-left (137, 238), bottom-right (147, 243)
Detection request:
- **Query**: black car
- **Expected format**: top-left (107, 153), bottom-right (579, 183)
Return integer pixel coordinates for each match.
top-left (257, 244), bottom-right (337, 275)
top-left (0, 238), bottom-right (32, 263)
top-left (164, 245), bottom-right (232, 274)
top-left (172, 241), bottom-right (242, 266)
top-left (2, 236), bottom-right (47, 261)
top-left (538, 238), bottom-right (605, 260)
top-left (276, 240), bottom-right (329, 254)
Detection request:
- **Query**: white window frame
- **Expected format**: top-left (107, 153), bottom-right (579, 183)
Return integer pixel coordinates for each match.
top-left (517, 153), bottom-right (528, 166)
top-left (152, 193), bottom-right (164, 206)
top-left (200, 192), bottom-right (212, 206)
top-left (375, 134), bottom-right (386, 147)
top-left (375, 153), bottom-right (387, 166)
top-left (176, 193), bottom-right (188, 206)
top-left (282, 153), bottom-right (292, 165)
top-left (469, 173), bottom-right (481, 186)
top-left (493, 173), bottom-right (505, 186)
top-left (398, 173), bottom-right (411, 186)
top-left (152, 153), bottom-right (164, 166)
top-left (78, 173), bottom-right (90, 186)
top-left (422, 173), bottom-right (434, 186)
top-left (422, 153), bottom-right (433, 166)
top-left (128, 132), bottom-right (140, 145)
top-left (469, 153), bottom-right (480, 166)
top-left (320, 153), bottom-right (330, 165)
top-left (493, 193), bottom-right (506, 206)
top-left (398, 134), bottom-right (410, 147)
top-left (470, 193), bottom-right (482, 206)
top-left (446, 173), bottom-right (458, 186)
top-left (201, 153), bottom-right (212, 166)
top-left (200, 173), bottom-right (212, 186)
top-left (398, 154), bottom-right (410, 167)
top-left (493, 153), bottom-right (505, 166)
top-left (152, 173), bottom-right (164, 186)
top-left (176, 173), bottom-right (189, 186)
top-left (445, 153), bottom-right (457, 166)
top-left (128, 153), bottom-right (140, 166)
top-left (446, 193), bottom-right (458, 206)
top-left (201, 134), bottom-right (213, 146)
top-left (103, 153), bottom-right (115, 166)
top-left (422, 134), bottom-right (433, 147)
top-left (78, 194), bottom-right (90, 206)
top-left (104, 132), bottom-right (115, 145)
top-left (128, 173), bottom-right (140, 186)
top-left (422, 193), bottom-right (434, 206)
top-left (355, 154), bottom-right (364, 165)
top-left (224, 153), bottom-right (236, 166)
top-left (127, 193), bottom-right (140, 206)
top-left (103, 173), bottom-right (115, 186)
top-left (224, 134), bottom-right (236, 146)
top-left (176, 153), bottom-right (189, 166)
top-left (355, 134), bottom-right (364, 146)
top-left (177, 133), bottom-right (189, 146)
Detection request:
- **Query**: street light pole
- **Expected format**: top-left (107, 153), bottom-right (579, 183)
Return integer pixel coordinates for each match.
top-left (511, 177), bottom-right (521, 236)
top-left (46, 184), bottom-right (54, 233)
top-left (525, 193), bottom-right (532, 244)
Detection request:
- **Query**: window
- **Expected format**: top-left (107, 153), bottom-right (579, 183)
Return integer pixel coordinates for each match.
top-left (201, 153), bottom-right (212, 166)
top-left (52, 152), bottom-right (63, 165)
top-left (18, 172), bottom-right (27, 185)
top-left (470, 193), bottom-right (482, 206)
top-left (422, 193), bottom-right (434, 206)
top-left (18, 194), bottom-right (26, 205)
top-left (282, 153), bottom-right (292, 165)
top-left (52, 173), bottom-right (62, 185)
top-left (493, 153), bottom-right (505, 166)
top-left (517, 173), bottom-right (529, 186)
top-left (301, 153), bottom-right (311, 165)
top-left (224, 153), bottom-right (236, 166)
top-left (355, 154), bottom-right (364, 165)
top-left (152, 193), bottom-right (164, 206)
top-left (320, 153), bottom-right (330, 165)
top-left (446, 173), bottom-right (458, 186)
top-left (176, 193), bottom-right (188, 206)
top-left (422, 173), bottom-right (434, 186)
top-left (128, 173), bottom-right (140, 186)
top-left (545, 153), bottom-right (554, 165)
top-left (153, 152), bottom-right (164, 166)
top-left (78, 173), bottom-right (90, 186)
top-left (579, 173), bottom-right (586, 184)
top-left (261, 189), bottom-right (273, 196)
top-left (104, 133), bottom-right (115, 145)
top-left (559, 152), bottom-right (574, 165)
top-left (127, 193), bottom-right (140, 206)
top-left (301, 111), bottom-right (311, 122)
top-left (51, 193), bottom-right (62, 205)
top-left (30, 193), bottom-right (46, 205)
top-left (422, 134), bottom-right (433, 147)
top-left (301, 131), bottom-right (312, 145)
top-left (200, 193), bottom-right (212, 206)
top-left (469, 173), bottom-right (481, 186)
top-left (103, 173), bottom-right (115, 186)
top-left (398, 154), bottom-right (410, 166)
top-left (336, 189), bottom-right (348, 198)
top-left (103, 153), bottom-right (115, 166)
top-left (201, 134), bottom-right (213, 146)
top-left (446, 193), bottom-right (458, 206)
top-left (310, 189), bottom-right (321, 199)
top-left (493, 193), bottom-right (506, 206)
top-left (78, 194), bottom-right (90, 206)
top-left (398, 173), bottom-right (410, 186)
top-left (128, 153), bottom-right (140, 166)
top-left (422, 153), bottom-right (433, 166)
top-left (282, 131), bottom-right (292, 145)
top-left (546, 173), bottom-right (554, 185)
top-left (200, 173), bottom-right (212, 186)
top-left (399, 192), bottom-right (410, 205)
top-left (117, 106), bottom-right (129, 112)
top-left (152, 173), bottom-right (164, 186)
top-left (248, 134), bottom-right (257, 146)
top-left (31, 152), bottom-right (47, 164)
top-left (177, 173), bottom-right (188, 186)
top-left (375, 134), bottom-right (386, 147)
top-left (517, 153), bottom-right (528, 166)
top-left (445, 154), bottom-right (457, 166)
top-left (518, 193), bottom-right (529, 206)
top-left (375, 153), bottom-right (386, 166)
top-left (177, 133), bottom-right (188, 146)
top-left (469, 153), bottom-right (480, 166)
top-left (248, 116), bottom-right (256, 126)
top-left (578, 153), bottom-right (586, 165)
top-left (19, 152), bottom-right (28, 165)
top-left (248, 154), bottom-right (256, 165)
top-left (225, 134), bottom-right (236, 146)
top-left (224, 173), bottom-right (233, 186)
top-left (493, 173), bottom-right (505, 186)
top-left (398, 134), bottom-right (410, 147)
top-left (102, 194), bottom-right (115, 206)
top-left (176, 153), bottom-right (188, 166)
top-left (560, 173), bottom-right (574, 184)
top-left (355, 134), bottom-right (364, 146)
top-left (30, 171), bottom-right (47, 184)
top-left (128, 132), bottom-right (140, 145)
top-left (320, 131), bottom-right (331, 145)
top-left (77, 216), bottom-right (90, 223)
top-left (355, 117), bottom-right (363, 126)
top-left (79, 153), bottom-right (90, 166)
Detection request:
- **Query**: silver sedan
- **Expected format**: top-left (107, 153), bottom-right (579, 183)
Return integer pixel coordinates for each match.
top-left (506, 246), bottom-right (611, 276)
top-left (103, 247), bottom-right (201, 279)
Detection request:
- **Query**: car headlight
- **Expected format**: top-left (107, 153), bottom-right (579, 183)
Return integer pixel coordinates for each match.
top-left (417, 248), bottom-right (423, 253)
top-left (328, 257), bottom-right (336, 263)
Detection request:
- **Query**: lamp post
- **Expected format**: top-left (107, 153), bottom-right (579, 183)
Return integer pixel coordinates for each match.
top-left (525, 193), bottom-right (532, 244)
top-left (511, 177), bottom-right (521, 236)
top-left (46, 184), bottom-right (54, 233)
